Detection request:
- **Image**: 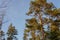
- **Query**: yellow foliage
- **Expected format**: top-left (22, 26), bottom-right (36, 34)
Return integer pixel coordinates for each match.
top-left (8, 26), bottom-right (15, 33)
top-left (8, 24), bottom-right (16, 34)
top-left (50, 24), bottom-right (59, 31)
top-left (45, 8), bottom-right (60, 16)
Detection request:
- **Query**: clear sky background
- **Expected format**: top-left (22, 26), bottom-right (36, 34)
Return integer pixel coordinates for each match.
top-left (0, 0), bottom-right (60, 40)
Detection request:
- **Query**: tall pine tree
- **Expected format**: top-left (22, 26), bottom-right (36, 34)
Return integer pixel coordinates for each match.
top-left (24, 0), bottom-right (60, 40)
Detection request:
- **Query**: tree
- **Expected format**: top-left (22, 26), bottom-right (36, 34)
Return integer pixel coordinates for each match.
top-left (24, 0), bottom-right (60, 40)
top-left (0, 0), bottom-right (14, 40)
top-left (0, 30), bottom-right (5, 40)
top-left (7, 24), bottom-right (18, 40)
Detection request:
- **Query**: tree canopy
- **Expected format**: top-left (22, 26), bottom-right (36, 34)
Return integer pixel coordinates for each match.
top-left (24, 0), bottom-right (60, 40)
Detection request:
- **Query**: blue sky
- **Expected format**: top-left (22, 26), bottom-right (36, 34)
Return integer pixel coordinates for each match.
top-left (0, 0), bottom-right (60, 40)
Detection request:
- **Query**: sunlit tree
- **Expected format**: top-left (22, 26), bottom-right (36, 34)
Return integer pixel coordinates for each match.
top-left (7, 24), bottom-right (18, 40)
top-left (24, 0), bottom-right (60, 40)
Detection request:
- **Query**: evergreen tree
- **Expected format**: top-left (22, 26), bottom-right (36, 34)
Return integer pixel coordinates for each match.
top-left (24, 0), bottom-right (60, 40)
top-left (7, 24), bottom-right (18, 40)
